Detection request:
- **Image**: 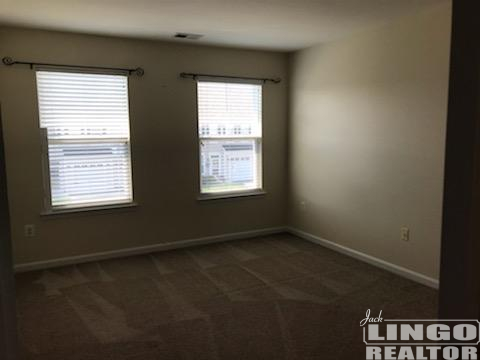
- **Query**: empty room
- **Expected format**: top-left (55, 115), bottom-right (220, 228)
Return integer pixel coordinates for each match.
top-left (1, 1), bottom-right (479, 359)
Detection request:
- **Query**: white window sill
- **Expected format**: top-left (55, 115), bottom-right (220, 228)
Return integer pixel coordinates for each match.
top-left (197, 189), bottom-right (266, 201)
top-left (41, 202), bottom-right (138, 216)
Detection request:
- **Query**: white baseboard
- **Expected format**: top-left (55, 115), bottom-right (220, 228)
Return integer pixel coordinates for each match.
top-left (14, 226), bottom-right (287, 273)
top-left (14, 225), bottom-right (440, 290)
top-left (287, 227), bottom-right (439, 289)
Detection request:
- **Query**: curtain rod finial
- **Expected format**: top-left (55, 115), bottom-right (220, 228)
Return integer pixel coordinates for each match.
top-left (134, 67), bottom-right (144, 76)
top-left (2, 57), bottom-right (14, 66)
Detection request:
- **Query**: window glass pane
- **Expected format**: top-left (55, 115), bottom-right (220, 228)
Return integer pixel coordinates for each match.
top-left (36, 71), bottom-right (130, 140)
top-left (198, 82), bottom-right (262, 138)
top-left (48, 142), bottom-right (132, 206)
top-left (200, 139), bottom-right (260, 193)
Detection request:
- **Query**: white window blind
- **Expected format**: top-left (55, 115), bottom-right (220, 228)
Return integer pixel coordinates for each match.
top-left (36, 70), bottom-right (133, 209)
top-left (198, 81), bottom-right (262, 194)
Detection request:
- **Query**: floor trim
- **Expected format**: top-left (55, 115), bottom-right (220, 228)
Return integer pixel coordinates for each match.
top-left (14, 225), bottom-right (440, 289)
top-left (14, 226), bottom-right (287, 273)
top-left (287, 227), bottom-right (439, 289)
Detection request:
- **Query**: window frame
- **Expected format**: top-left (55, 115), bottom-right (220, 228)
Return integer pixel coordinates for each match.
top-left (35, 67), bottom-right (136, 214)
top-left (196, 78), bottom-right (265, 200)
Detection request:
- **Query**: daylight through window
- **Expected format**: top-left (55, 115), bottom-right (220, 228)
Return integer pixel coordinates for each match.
top-left (197, 81), bottom-right (262, 194)
top-left (36, 70), bottom-right (133, 209)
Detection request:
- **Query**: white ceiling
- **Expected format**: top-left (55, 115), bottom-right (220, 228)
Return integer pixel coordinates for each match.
top-left (0, 0), bottom-right (444, 51)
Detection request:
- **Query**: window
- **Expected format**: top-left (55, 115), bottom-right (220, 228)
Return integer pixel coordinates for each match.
top-left (197, 80), bottom-right (262, 194)
top-left (36, 70), bottom-right (133, 210)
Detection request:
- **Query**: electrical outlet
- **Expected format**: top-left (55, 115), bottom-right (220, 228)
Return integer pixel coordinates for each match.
top-left (24, 224), bottom-right (36, 237)
top-left (400, 227), bottom-right (410, 242)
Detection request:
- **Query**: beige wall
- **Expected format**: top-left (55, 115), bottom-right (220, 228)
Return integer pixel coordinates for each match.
top-left (0, 28), bottom-right (289, 265)
top-left (0, 2), bottom-right (452, 275)
top-left (288, 2), bottom-right (452, 279)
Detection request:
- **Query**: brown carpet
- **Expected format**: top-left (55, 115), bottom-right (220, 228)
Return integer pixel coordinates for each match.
top-left (15, 233), bottom-right (437, 360)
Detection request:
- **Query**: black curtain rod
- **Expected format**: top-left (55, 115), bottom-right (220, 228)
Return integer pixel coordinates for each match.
top-left (2, 57), bottom-right (144, 76)
top-left (180, 72), bottom-right (281, 84)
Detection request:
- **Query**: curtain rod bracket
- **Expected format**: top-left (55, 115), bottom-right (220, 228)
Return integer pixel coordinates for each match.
top-left (2, 56), bottom-right (144, 77)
